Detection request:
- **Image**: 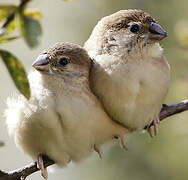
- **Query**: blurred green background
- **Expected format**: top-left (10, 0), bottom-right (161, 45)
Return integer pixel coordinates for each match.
top-left (1, 0), bottom-right (188, 180)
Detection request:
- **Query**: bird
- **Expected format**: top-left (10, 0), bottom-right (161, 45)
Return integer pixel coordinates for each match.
top-left (84, 9), bottom-right (170, 137)
top-left (5, 42), bottom-right (128, 179)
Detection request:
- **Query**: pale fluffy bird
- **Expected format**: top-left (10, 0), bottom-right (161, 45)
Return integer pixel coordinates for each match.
top-left (5, 42), bottom-right (128, 179)
top-left (85, 9), bottom-right (170, 136)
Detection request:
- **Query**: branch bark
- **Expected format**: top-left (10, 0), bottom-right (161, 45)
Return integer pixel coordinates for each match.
top-left (0, 156), bottom-right (54, 180)
top-left (1, 99), bottom-right (188, 180)
top-left (144, 99), bottom-right (188, 129)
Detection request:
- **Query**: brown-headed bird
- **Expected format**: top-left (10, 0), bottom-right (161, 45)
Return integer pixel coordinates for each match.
top-left (85, 10), bottom-right (170, 136)
top-left (5, 43), bottom-right (128, 179)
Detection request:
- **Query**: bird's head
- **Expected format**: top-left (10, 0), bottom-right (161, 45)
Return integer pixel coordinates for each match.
top-left (85, 9), bottom-right (167, 57)
top-left (32, 42), bottom-right (91, 80)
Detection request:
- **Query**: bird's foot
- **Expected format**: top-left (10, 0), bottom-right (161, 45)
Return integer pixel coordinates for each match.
top-left (118, 135), bottom-right (128, 150)
top-left (94, 145), bottom-right (102, 158)
top-left (147, 116), bottom-right (160, 137)
top-left (37, 153), bottom-right (48, 180)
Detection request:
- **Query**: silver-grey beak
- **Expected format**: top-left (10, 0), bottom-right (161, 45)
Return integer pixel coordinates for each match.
top-left (32, 54), bottom-right (49, 72)
top-left (149, 22), bottom-right (167, 41)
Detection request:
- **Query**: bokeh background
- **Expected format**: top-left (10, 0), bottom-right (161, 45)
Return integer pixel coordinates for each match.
top-left (1, 0), bottom-right (188, 180)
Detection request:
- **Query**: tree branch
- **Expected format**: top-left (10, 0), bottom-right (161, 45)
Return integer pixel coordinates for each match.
top-left (144, 99), bottom-right (188, 129)
top-left (1, 99), bottom-right (188, 180)
top-left (0, 156), bottom-right (54, 180)
top-left (160, 100), bottom-right (188, 120)
top-left (1, 0), bottom-right (31, 29)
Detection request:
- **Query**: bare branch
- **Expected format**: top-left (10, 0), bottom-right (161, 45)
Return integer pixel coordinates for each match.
top-left (1, 99), bottom-right (188, 180)
top-left (144, 99), bottom-right (188, 129)
top-left (0, 156), bottom-right (54, 180)
top-left (160, 100), bottom-right (188, 120)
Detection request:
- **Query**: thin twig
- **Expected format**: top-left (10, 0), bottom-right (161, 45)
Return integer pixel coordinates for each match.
top-left (160, 100), bottom-right (188, 120)
top-left (0, 156), bottom-right (54, 180)
top-left (144, 99), bottom-right (188, 129)
top-left (1, 13), bottom-right (15, 29)
top-left (1, 100), bottom-right (188, 180)
top-left (1, 0), bottom-right (31, 29)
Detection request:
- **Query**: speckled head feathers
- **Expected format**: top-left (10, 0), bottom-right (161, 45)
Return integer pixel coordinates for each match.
top-left (45, 42), bottom-right (91, 67)
top-left (101, 9), bottom-right (155, 30)
top-left (84, 9), bottom-right (166, 55)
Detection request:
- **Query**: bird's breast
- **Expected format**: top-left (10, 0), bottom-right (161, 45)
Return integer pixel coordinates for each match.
top-left (91, 56), bottom-right (170, 130)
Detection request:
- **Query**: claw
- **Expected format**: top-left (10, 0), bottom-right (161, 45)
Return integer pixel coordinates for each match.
top-left (156, 117), bottom-right (160, 124)
top-left (94, 145), bottom-right (102, 158)
top-left (147, 117), bottom-right (160, 137)
top-left (118, 136), bottom-right (128, 150)
top-left (153, 123), bottom-right (157, 136)
top-left (153, 118), bottom-right (158, 136)
top-left (147, 125), bottom-right (153, 138)
top-left (37, 153), bottom-right (48, 180)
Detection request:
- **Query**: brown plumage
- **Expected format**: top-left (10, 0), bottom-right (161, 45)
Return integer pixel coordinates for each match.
top-left (102, 10), bottom-right (155, 30)
top-left (45, 42), bottom-right (91, 67)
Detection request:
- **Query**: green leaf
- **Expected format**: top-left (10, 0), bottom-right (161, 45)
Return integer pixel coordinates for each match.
top-left (0, 5), bottom-right (16, 22)
top-left (0, 16), bottom-right (18, 39)
top-left (24, 9), bottom-right (42, 20)
top-left (0, 5), bottom-right (16, 10)
top-left (0, 49), bottom-right (30, 99)
top-left (0, 36), bottom-right (20, 44)
top-left (0, 5), bottom-right (18, 37)
top-left (0, 18), bottom-right (18, 36)
top-left (19, 14), bottom-right (42, 48)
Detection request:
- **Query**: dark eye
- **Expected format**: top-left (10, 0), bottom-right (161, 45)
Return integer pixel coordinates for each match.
top-left (130, 24), bottom-right (139, 33)
top-left (58, 57), bottom-right (70, 66)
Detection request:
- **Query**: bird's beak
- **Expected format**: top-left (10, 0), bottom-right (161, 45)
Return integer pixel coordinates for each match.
top-left (148, 22), bottom-right (167, 41)
top-left (32, 54), bottom-right (50, 72)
